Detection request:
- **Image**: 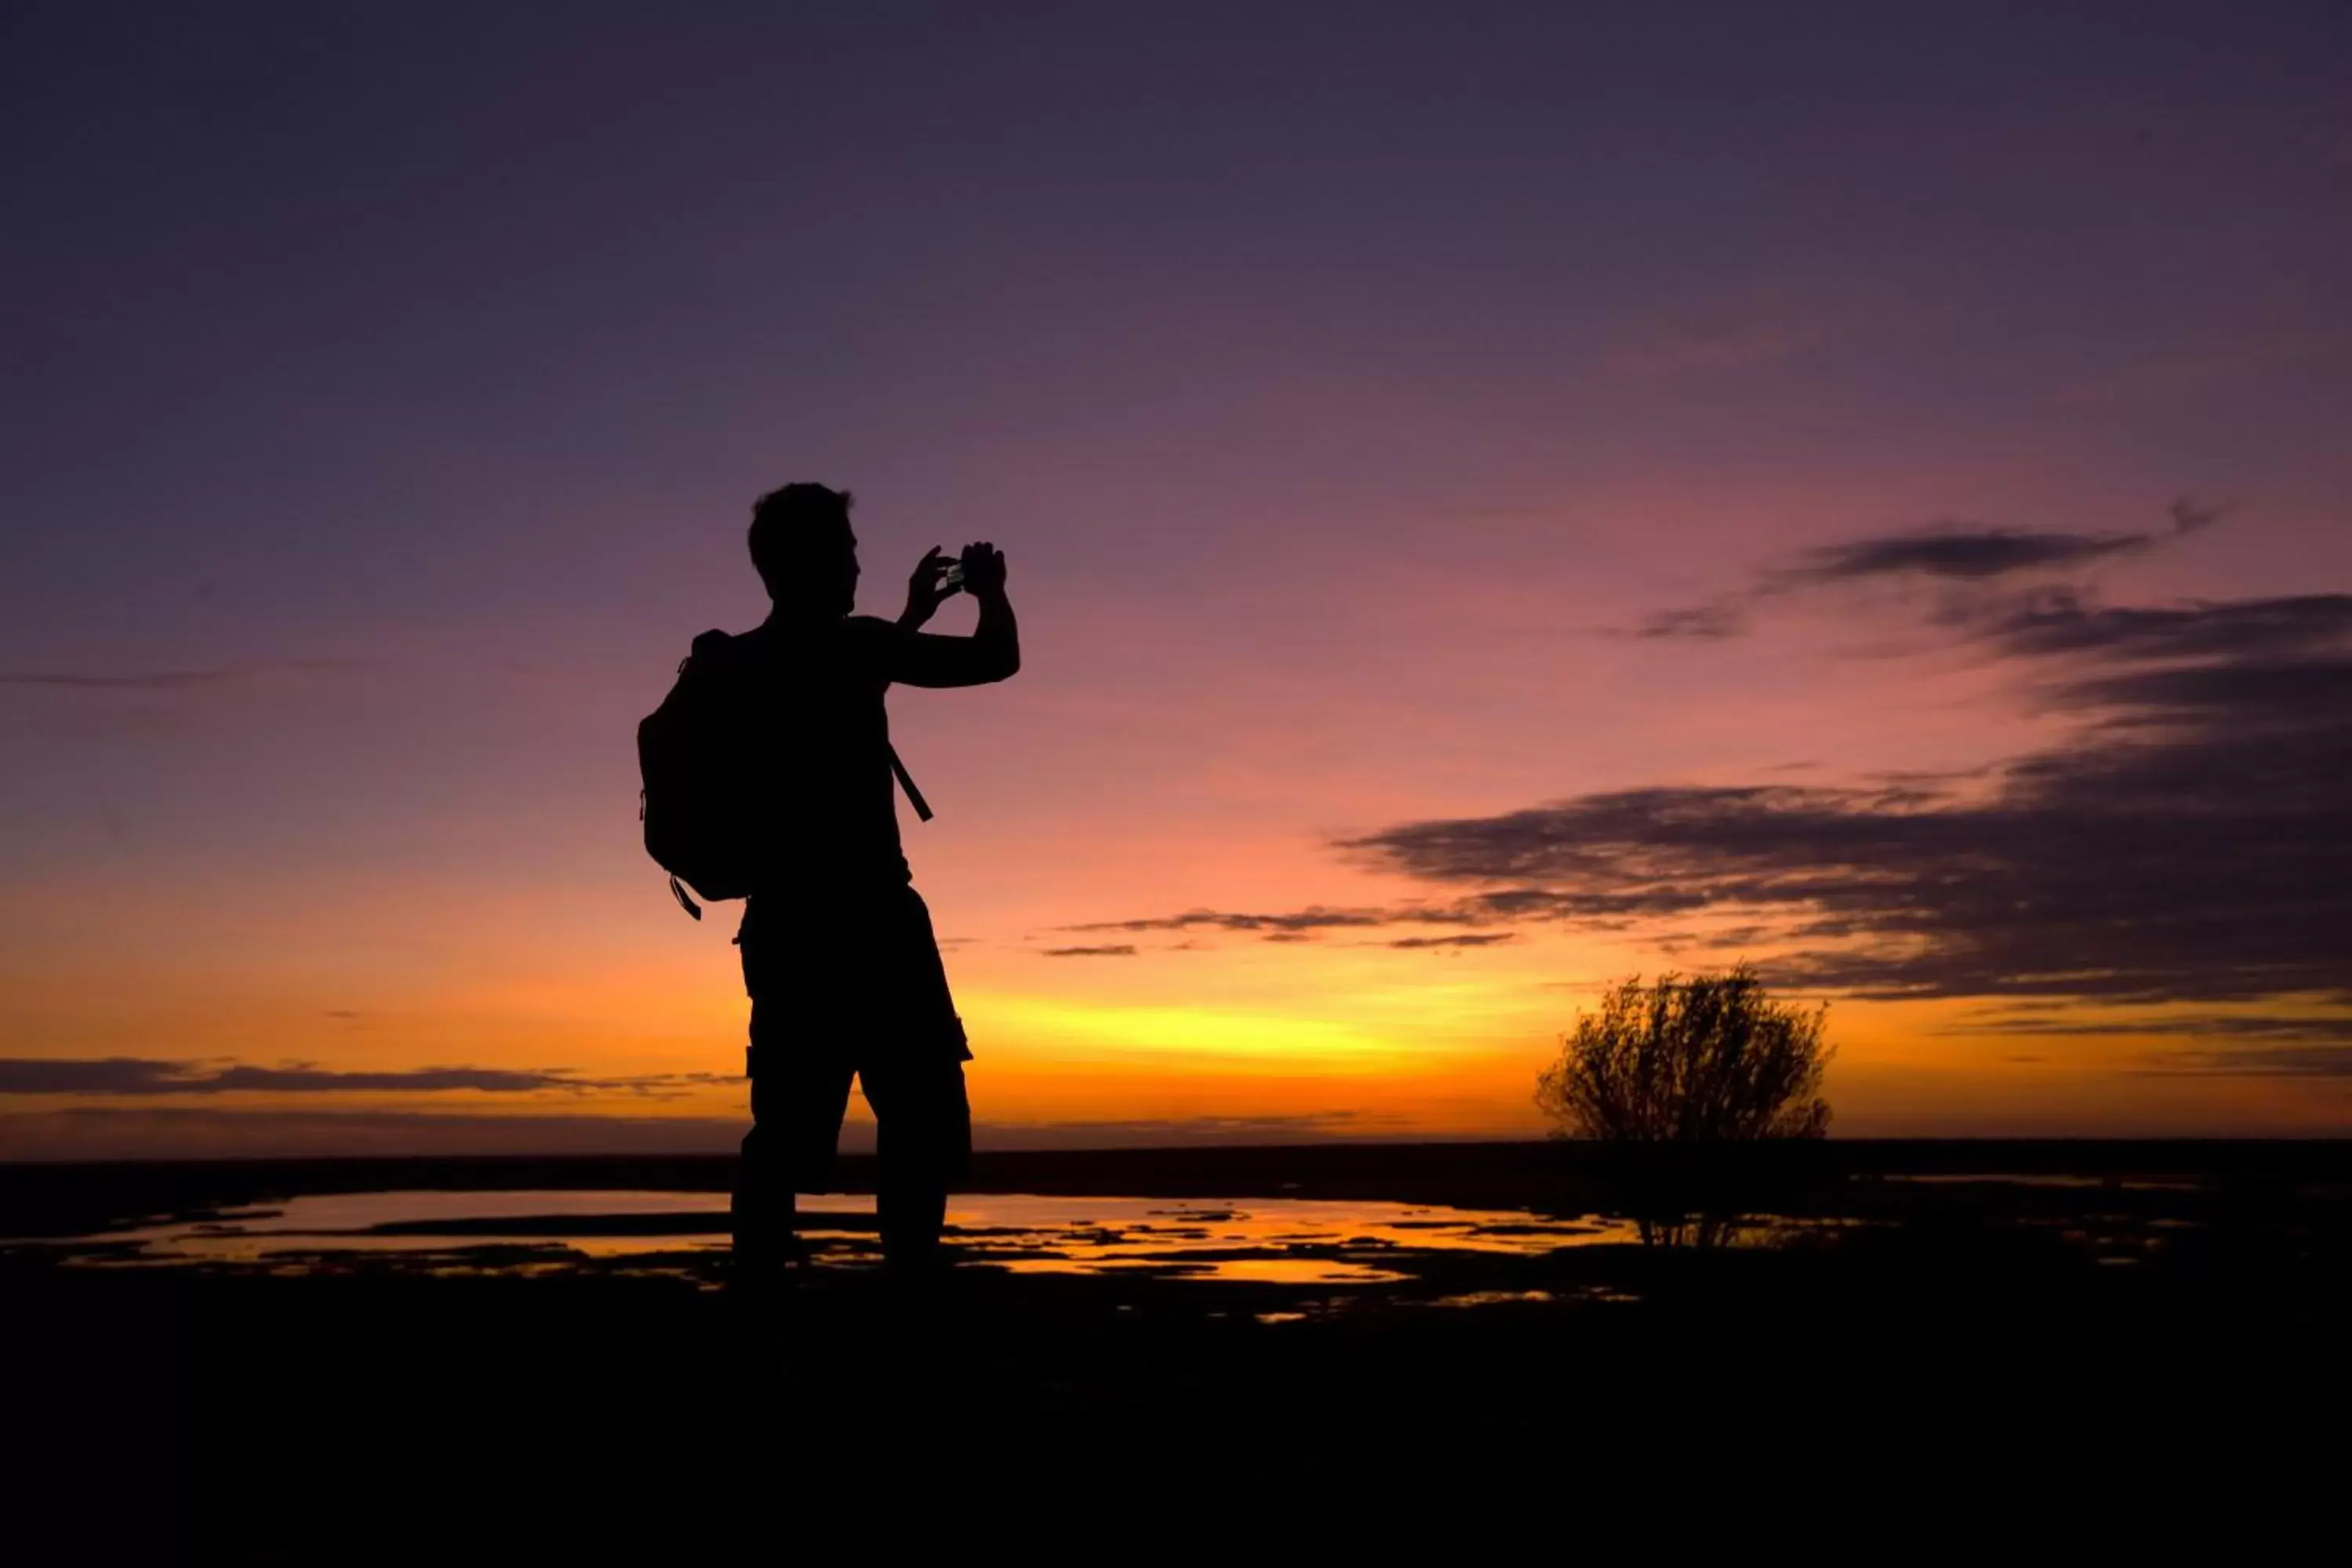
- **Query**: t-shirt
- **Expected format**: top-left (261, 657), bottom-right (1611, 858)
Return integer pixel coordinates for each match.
top-left (726, 615), bottom-right (917, 892)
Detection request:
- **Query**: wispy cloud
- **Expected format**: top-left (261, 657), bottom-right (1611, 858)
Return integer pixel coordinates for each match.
top-left (1065, 906), bottom-right (1398, 935)
top-left (1054, 900), bottom-right (1514, 952)
top-left (1636, 500), bottom-right (2222, 640)
top-left (1773, 526), bottom-right (2151, 586)
top-left (968, 1109), bottom-right (1408, 1148)
top-left (2146, 1047), bottom-right (2352, 1077)
top-left (0, 1109), bottom-right (750, 1160)
top-left (1949, 1010), bottom-right (2352, 1074)
top-left (1616, 291), bottom-right (1833, 376)
top-left (1069, 885), bottom-right (1741, 952)
top-left (1973, 590), bottom-right (2350, 662)
top-left (0, 670), bottom-right (241, 691)
top-left (1958, 1011), bottom-right (2352, 1045)
top-left (2062, 336), bottom-right (2319, 404)
top-left (0, 1058), bottom-right (733, 1098)
top-left (0, 659), bottom-right (358, 691)
top-left (1636, 604), bottom-right (1748, 641)
top-left (2168, 496), bottom-right (2227, 536)
top-left (0, 1107), bottom-right (1410, 1161)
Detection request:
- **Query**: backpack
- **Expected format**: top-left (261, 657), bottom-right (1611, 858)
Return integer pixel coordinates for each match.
top-left (637, 629), bottom-right (933, 919)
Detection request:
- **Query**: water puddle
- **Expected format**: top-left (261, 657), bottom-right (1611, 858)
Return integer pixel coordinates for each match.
top-left (18, 1188), bottom-right (1642, 1284)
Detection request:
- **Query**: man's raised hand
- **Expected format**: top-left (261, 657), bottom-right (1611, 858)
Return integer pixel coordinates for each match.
top-left (899, 546), bottom-right (960, 629)
top-left (957, 541), bottom-right (1007, 597)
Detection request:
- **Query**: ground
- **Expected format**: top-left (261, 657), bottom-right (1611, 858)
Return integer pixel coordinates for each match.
top-left (4, 1142), bottom-right (2345, 1559)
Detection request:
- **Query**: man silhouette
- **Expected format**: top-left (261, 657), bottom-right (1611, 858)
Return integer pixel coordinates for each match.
top-left (725, 482), bottom-right (1018, 1281)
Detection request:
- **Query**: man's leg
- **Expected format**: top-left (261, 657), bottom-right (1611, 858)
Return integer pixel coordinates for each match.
top-left (731, 1038), bottom-right (797, 1272)
top-left (862, 887), bottom-right (973, 1279)
top-left (733, 913), bottom-right (781, 1274)
top-left (733, 999), bottom-right (858, 1275)
top-left (864, 1051), bottom-right (971, 1277)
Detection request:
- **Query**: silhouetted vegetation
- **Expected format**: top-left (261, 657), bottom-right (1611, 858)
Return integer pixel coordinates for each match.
top-left (1538, 967), bottom-right (1831, 1245)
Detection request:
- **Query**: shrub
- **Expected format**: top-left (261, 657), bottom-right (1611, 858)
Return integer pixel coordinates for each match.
top-left (1537, 966), bottom-right (1831, 1244)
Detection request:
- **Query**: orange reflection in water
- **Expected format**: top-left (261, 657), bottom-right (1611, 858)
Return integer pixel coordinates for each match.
top-left (51, 1189), bottom-right (1639, 1282)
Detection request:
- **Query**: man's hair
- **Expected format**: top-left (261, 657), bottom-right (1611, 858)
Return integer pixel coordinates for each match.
top-left (748, 482), bottom-right (855, 594)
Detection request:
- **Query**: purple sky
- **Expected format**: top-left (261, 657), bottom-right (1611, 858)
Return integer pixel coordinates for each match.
top-left (4, 3), bottom-right (2350, 1154)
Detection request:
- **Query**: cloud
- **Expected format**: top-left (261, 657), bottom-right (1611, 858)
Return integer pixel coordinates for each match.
top-left (1075, 882), bottom-right (1739, 952)
top-left (1639, 502), bottom-right (2216, 639)
top-left (1040, 944), bottom-right (1138, 958)
top-left (966, 1110), bottom-right (1407, 1149)
top-left (0, 1109), bottom-right (750, 1161)
top-left (0, 670), bottom-right (238, 690)
top-left (2150, 1047), bottom-right (2352, 1077)
top-left (1352, 586), bottom-right (2352, 1007)
top-left (0, 1107), bottom-right (1410, 1161)
top-left (1772, 526), bottom-right (2150, 586)
top-left (1637, 604), bottom-right (1749, 641)
top-left (1617, 294), bottom-right (1831, 375)
top-left (1961, 1011), bottom-right (2352, 1044)
top-left (0, 1058), bottom-right (734, 1097)
top-left (1976, 591), bottom-right (2352, 662)
top-left (2063, 339), bottom-right (2314, 404)
top-left (1950, 1009), bottom-right (2352, 1076)
top-left (1064, 906), bottom-right (1401, 934)
top-left (1056, 512), bottom-right (2345, 1040)
top-left (1058, 902), bottom-right (1498, 949)
top-left (2168, 496), bottom-right (2227, 535)
top-left (0, 659), bottom-right (358, 691)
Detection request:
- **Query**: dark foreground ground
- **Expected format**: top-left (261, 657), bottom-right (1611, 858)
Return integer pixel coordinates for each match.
top-left (5, 1141), bottom-right (2348, 1559)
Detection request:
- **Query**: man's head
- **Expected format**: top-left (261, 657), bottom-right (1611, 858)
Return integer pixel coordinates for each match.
top-left (749, 482), bottom-right (857, 615)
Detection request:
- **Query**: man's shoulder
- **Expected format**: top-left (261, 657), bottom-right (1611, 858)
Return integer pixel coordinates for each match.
top-left (727, 615), bottom-right (902, 676)
top-left (739, 615), bottom-right (900, 640)
top-left (836, 615), bottom-right (913, 668)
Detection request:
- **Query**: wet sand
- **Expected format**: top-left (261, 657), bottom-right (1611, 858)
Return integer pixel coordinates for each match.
top-left (5, 1141), bottom-right (2347, 1556)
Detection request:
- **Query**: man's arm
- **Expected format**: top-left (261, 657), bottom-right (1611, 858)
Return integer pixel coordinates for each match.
top-left (887, 542), bottom-right (1019, 688)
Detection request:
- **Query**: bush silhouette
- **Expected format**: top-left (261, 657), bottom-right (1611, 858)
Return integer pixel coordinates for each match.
top-left (1537, 966), bottom-right (1831, 1245)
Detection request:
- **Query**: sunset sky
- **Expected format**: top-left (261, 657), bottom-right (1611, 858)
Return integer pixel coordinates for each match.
top-left (5, 3), bottom-right (2350, 1158)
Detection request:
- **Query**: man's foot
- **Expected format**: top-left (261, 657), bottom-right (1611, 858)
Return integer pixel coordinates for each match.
top-left (878, 1235), bottom-right (953, 1295)
top-left (728, 1233), bottom-right (808, 1292)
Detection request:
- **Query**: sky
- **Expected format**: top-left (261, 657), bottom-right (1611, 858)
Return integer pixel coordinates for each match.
top-left (4, 2), bottom-right (2350, 1158)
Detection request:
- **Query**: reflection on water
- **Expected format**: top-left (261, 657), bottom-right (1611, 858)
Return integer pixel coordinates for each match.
top-left (76, 1191), bottom-right (739, 1264)
top-left (938, 1193), bottom-right (1628, 1282)
top-left (1880, 1173), bottom-right (2203, 1192)
top-left (27, 1189), bottom-right (1642, 1285)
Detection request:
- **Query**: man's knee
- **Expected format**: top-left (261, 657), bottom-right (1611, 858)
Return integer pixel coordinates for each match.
top-left (877, 1076), bottom-right (971, 1188)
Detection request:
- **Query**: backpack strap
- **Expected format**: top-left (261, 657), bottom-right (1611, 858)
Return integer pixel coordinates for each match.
top-left (887, 745), bottom-right (935, 822)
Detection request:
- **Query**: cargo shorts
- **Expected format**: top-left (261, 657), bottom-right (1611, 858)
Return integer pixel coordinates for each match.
top-left (736, 883), bottom-right (971, 1194)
